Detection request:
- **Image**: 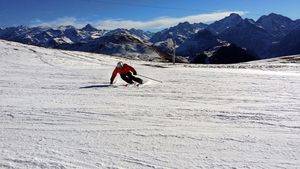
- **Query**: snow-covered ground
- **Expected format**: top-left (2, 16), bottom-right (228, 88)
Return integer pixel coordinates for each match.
top-left (0, 40), bottom-right (299, 169)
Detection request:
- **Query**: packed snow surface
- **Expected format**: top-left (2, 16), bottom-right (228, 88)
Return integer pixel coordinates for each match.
top-left (0, 40), bottom-right (299, 169)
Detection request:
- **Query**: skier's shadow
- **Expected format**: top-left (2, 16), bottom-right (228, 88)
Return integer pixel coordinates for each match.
top-left (80, 84), bottom-right (111, 89)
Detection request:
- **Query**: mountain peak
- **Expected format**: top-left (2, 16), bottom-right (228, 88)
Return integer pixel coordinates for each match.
top-left (150, 20), bottom-right (206, 45)
top-left (256, 13), bottom-right (294, 39)
top-left (81, 24), bottom-right (98, 32)
top-left (58, 25), bottom-right (76, 31)
top-left (269, 12), bottom-right (278, 15)
top-left (192, 29), bottom-right (217, 40)
top-left (269, 13), bottom-right (283, 17)
top-left (224, 13), bottom-right (243, 22)
top-left (177, 21), bottom-right (190, 26)
top-left (257, 13), bottom-right (292, 23)
top-left (207, 13), bottom-right (243, 34)
top-left (171, 22), bottom-right (192, 30)
top-left (106, 28), bottom-right (151, 41)
top-left (229, 13), bottom-right (242, 18)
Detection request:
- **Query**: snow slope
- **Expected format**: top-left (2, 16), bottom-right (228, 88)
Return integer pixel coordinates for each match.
top-left (0, 40), bottom-right (299, 169)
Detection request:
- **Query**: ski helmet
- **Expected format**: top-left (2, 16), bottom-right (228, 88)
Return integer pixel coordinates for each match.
top-left (117, 61), bottom-right (123, 68)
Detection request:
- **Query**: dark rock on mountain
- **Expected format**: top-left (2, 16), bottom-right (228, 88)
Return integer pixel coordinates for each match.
top-left (190, 44), bottom-right (258, 64)
top-left (207, 13), bottom-right (243, 34)
top-left (81, 24), bottom-right (98, 32)
top-left (150, 21), bottom-right (207, 45)
top-left (209, 44), bottom-right (258, 64)
top-left (189, 53), bottom-right (208, 64)
top-left (176, 29), bottom-right (221, 58)
top-left (220, 19), bottom-right (273, 58)
top-left (256, 13), bottom-right (294, 40)
top-left (272, 29), bottom-right (300, 57)
top-left (293, 19), bottom-right (300, 30)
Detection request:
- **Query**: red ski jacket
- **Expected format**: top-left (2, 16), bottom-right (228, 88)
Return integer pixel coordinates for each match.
top-left (110, 64), bottom-right (137, 83)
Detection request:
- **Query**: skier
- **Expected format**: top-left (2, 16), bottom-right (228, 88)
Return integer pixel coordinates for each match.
top-left (110, 61), bottom-right (143, 85)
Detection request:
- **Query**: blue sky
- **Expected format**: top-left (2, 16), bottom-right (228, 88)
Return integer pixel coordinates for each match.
top-left (0, 0), bottom-right (300, 30)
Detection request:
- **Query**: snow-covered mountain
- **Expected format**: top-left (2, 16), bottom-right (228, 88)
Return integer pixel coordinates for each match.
top-left (59, 31), bottom-right (166, 61)
top-left (0, 25), bottom-right (169, 61)
top-left (105, 28), bottom-right (152, 41)
top-left (152, 13), bottom-right (300, 60)
top-left (0, 24), bottom-right (107, 47)
top-left (150, 21), bottom-right (208, 45)
top-left (1, 13), bottom-right (300, 62)
top-left (80, 24), bottom-right (107, 39)
top-left (205, 13), bottom-right (300, 58)
top-left (1, 26), bottom-right (49, 47)
top-left (57, 25), bottom-right (86, 43)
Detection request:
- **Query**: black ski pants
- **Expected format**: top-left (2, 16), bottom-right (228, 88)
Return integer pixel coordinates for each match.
top-left (120, 72), bottom-right (143, 84)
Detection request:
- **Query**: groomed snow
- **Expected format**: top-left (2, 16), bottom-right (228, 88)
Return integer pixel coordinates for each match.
top-left (0, 40), bottom-right (299, 169)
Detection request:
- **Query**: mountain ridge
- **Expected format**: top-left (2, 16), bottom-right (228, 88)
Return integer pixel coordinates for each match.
top-left (0, 13), bottom-right (299, 63)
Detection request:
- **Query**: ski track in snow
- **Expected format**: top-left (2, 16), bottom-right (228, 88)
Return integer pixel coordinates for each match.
top-left (0, 40), bottom-right (300, 169)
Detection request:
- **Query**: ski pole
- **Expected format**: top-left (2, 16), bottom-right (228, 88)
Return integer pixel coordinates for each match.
top-left (137, 74), bottom-right (163, 83)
